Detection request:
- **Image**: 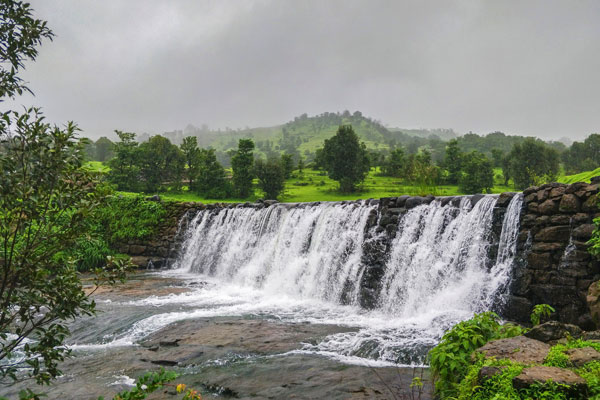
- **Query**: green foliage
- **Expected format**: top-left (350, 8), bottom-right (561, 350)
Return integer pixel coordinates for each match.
top-left (576, 361), bottom-right (600, 399)
top-left (107, 131), bottom-right (141, 191)
top-left (95, 136), bottom-right (114, 162)
top-left (92, 195), bottom-right (166, 246)
top-left (255, 157), bottom-right (286, 199)
top-left (459, 151), bottom-right (494, 194)
top-left (180, 136), bottom-right (200, 191)
top-left (530, 304), bottom-right (555, 326)
top-left (544, 340), bottom-right (600, 368)
top-left (380, 147), bottom-right (406, 178)
top-left (428, 311), bottom-right (525, 398)
top-left (280, 153), bottom-right (294, 179)
top-left (457, 358), bottom-right (525, 400)
top-left (321, 125), bottom-right (370, 192)
top-left (195, 148), bottom-right (231, 199)
top-left (0, 0), bottom-right (53, 99)
top-left (231, 139), bottom-right (255, 197)
top-left (561, 134), bottom-right (600, 174)
top-left (444, 139), bottom-right (463, 184)
top-left (96, 368), bottom-right (201, 400)
top-left (503, 138), bottom-right (560, 190)
top-left (138, 135), bottom-right (185, 192)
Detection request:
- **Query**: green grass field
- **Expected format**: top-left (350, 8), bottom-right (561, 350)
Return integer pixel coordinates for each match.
top-left (84, 161), bottom-right (598, 203)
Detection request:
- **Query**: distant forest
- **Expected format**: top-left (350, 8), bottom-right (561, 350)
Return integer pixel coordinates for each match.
top-left (84, 111), bottom-right (596, 176)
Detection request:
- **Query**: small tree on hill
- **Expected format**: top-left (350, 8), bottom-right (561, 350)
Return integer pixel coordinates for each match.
top-left (95, 136), bottom-right (114, 162)
top-left (255, 157), bottom-right (286, 199)
top-left (444, 139), bottom-right (463, 184)
top-left (504, 138), bottom-right (559, 189)
top-left (180, 136), bottom-right (200, 191)
top-left (231, 138), bottom-right (255, 197)
top-left (280, 153), bottom-right (294, 179)
top-left (196, 148), bottom-right (231, 198)
top-left (107, 130), bottom-right (141, 191)
top-left (321, 125), bottom-right (370, 192)
top-left (459, 151), bottom-right (494, 194)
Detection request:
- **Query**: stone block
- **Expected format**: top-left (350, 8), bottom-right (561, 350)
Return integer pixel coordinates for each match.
top-left (559, 194), bottom-right (581, 213)
top-left (535, 225), bottom-right (571, 242)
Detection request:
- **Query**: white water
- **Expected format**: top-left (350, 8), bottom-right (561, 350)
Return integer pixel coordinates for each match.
top-left (73, 196), bottom-right (524, 366)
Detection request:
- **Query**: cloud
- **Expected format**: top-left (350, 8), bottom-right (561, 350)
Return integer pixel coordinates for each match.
top-left (6, 0), bottom-right (600, 140)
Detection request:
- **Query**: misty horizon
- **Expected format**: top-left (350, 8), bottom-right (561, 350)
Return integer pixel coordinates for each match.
top-left (4, 0), bottom-right (599, 141)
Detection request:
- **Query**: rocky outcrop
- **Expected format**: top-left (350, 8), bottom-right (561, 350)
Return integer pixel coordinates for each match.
top-left (505, 181), bottom-right (600, 329)
top-left (477, 335), bottom-right (550, 364)
top-left (524, 321), bottom-right (583, 343)
top-left (512, 366), bottom-right (587, 398)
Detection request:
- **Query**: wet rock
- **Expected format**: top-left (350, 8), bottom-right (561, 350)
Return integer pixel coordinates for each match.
top-left (582, 194), bottom-right (598, 212)
top-left (587, 280), bottom-right (600, 328)
top-left (582, 330), bottom-right (600, 341)
top-left (524, 186), bottom-right (540, 196)
top-left (396, 195), bottom-right (410, 207)
top-left (405, 196), bottom-right (428, 209)
top-left (559, 194), bottom-right (581, 213)
top-left (565, 347), bottom-right (600, 367)
top-left (566, 182), bottom-right (589, 194)
top-left (524, 321), bottom-right (582, 343)
top-left (470, 194), bottom-right (485, 207)
top-left (538, 199), bottom-right (558, 215)
top-left (549, 186), bottom-right (566, 198)
top-left (572, 224), bottom-right (595, 240)
top-left (440, 196), bottom-right (455, 207)
top-left (527, 252), bottom-right (552, 269)
top-left (476, 336), bottom-right (550, 364)
top-left (513, 366), bottom-right (587, 398)
top-left (478, 366), bottom-right (503, 381)
top-left (535, 226), bottom-right (571, 242)
top-left (129, 245), bottom-right (147, 255)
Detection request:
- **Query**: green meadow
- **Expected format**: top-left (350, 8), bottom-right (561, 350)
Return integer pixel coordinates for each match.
top-left (85, 161), bottom-right (599, 204)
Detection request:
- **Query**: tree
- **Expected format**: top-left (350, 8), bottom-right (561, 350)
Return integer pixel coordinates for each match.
top-left (459, 151), bottom-right (494, 194)
top-left (0, 1), bottom-right (127, 386)
top-left (280, 153), bottom-right (294, 179)
top-left (444, 139), bottom-right (463, 184)
top-left (138, 135), bottom-right (185, 192)
top-left (180, 136), bottom-right (200, 191)
top-left (196, 148), bottom-right (230, 198)
top-left (381, 147), bottom-right (406, 177)
top-left (95, 136), bottom-right (114, 162)
top-left (297, 157), bottom-right (305, 173)
top-left (504, 138), bottom-right (560, 190)
top-left (107, 130), bottom-right (141, 191)
top-left (255, 157), bottom-right (285, 199)
top-left (490, 148), bottom-right (504, 167)
top-left (231, 139), bottom-right (255, 197)
top-left (321, 125), bottom-right (370, 192)
top-left (0, 0), bottom-right (53, 100)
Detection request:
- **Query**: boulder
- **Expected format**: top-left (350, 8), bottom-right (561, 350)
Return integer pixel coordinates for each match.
top-left (129, 245), bottom-right (147, 255)
top-left (559, 194), bottom-right (581, 213)
top-left (524, 321), bottom-right (582, 343)
top-left (587, 280), bottom-right (600, 328)
top-left (565, 347), bottom-right (600, 367)
top-left (496, 192), bottom-right (516, 207)
top-left (572, 224), bottom-right (595, 240)
top-left (582, 330), bottom-right (600, 341)
top-left (549, 186), bottom-right (566, 198)
top-left (513, 366), bottom-right (587, 398)
top-left (538, 200), bottom-right (559, 215)
top-left (476, 336), bottom-right (550, 364)
top-left (582, 194), bottom-right (598, 212)
top-left (405, 197), bottom-right (428, 209)
top-left (535, 226), bottom-right (571, 242)
top-left (396, 195), bottom-right (410, 207)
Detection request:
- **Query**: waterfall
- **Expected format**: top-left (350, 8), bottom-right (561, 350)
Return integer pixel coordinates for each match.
top-left (175, 196), bottom-right (524, 315)
top-left (171, 195), bottom-right (525, 364)
top-left (174, 201), bottom-right (375, 304)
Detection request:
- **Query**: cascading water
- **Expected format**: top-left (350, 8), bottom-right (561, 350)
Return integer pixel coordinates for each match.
top-left (173, 202), bottom-right (374, 304)
top-left (70, 195), bottom-right (524, 368)
top-left (162, 194), bottom-right (524, 365)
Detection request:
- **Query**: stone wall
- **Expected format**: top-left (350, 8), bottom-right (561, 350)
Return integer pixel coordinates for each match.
top-left (121, 188), bottom-right (600, 329)
top-left (504, 181), bottom-right (600, 329)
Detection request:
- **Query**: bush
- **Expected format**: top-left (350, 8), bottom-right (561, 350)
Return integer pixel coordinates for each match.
top-left (428, 311), bottom-right (525, 398)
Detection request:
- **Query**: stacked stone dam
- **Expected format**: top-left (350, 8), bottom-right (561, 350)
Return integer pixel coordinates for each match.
top-left (507, 180), bottom-right (600, 330)
top-left (123, 183), bottom-right (600, 329)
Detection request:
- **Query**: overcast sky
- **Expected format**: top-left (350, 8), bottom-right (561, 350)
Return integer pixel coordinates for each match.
top-left (7, 0), bottom-right (600, 140)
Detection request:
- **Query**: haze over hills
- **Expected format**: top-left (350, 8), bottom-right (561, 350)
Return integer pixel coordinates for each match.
top-left (130, 111), bottom-right (573, 165)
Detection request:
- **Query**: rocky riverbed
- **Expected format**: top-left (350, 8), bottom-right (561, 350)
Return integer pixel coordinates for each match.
top-left (0, 272), bottom-right (434, 399)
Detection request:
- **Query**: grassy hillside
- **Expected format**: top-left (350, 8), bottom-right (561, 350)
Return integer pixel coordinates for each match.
top-left (558, 167), bottom-right (600, 184)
